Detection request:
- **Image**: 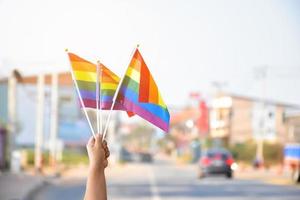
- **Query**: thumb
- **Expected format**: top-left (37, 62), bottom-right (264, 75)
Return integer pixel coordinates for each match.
top-left (86, 136), bottom-right (95, 148)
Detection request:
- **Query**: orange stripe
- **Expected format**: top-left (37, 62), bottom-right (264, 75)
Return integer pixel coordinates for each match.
top-left (101, 64), bottom-right (120, 82)
top-left (71, 61), bottom-right (96, 72)
top-left (129, 57), bottom-right (142, 72)
top-left (102, 76), bottom-right (118, 84)
top-left (68, 52), bottom-right (94, 65)
top-left (148, 76), bottom-right (159, 103)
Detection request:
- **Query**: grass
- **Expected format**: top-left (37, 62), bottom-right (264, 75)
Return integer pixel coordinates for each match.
top-left (23, 148), bottom-right (89, 167)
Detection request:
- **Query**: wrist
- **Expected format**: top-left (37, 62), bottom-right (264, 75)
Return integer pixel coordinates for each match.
top-left (89, 163), bottom-right (105, 173)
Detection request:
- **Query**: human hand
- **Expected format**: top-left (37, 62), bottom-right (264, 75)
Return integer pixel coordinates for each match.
top-left (86, 134), bottom-right (110, 171)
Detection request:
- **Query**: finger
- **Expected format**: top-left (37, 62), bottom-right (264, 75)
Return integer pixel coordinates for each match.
top-left (95, 133), bottom-right (102, 145)
top-left (103, 159), bottom-right (108, 168)
top-left (105, 149), bottom-right (110, 158)
top-left (102, 141), bottom-right (108, 150)
top-left (104, 145), bottom-right (110, 157)
top-left (86, 136), bottom-right (95, 148)
top-left (103, 144), bottom-right (109, 152)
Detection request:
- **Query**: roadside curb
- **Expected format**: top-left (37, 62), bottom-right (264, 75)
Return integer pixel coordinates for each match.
top-left (23, 175), bottom-right (62, 200)
top-left (236, 175), bottom-right (300, 187)
top-left (23, 179), bottom-right (49, 200)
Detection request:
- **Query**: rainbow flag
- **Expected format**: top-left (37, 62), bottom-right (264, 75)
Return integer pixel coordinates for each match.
top-left (115, 48), bottom-right (170, 132)
top-left (68, 52), bottom-right (123, 110)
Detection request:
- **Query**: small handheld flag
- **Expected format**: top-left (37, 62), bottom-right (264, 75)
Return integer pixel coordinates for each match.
top-left (67, 52), bottom-right (97, 137)
top-left (114, 48), bottom-right (170, 132)
top-left (68, 52), bottom-right (126, 111)
top-left (67, 51), bottom-right (133, 138)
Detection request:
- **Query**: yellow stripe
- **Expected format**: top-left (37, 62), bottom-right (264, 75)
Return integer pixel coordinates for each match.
top-left (126, 67), bottom-right (140, 83)
top-left (101, 83), bottom-right (118, 90)
top-left (158, 93), bottom-right (167, 108)
top-left (74, 71), bottom-right (97, 82)
top-left (72, 61), bottom-right (96, 72)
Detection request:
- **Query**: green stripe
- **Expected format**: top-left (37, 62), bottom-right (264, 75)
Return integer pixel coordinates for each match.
top-left (122, 76), bottom-right (139, 93)
top-left (77, 80), bottom-right (98, 91)
top-left (101, 89), bottom-right (115, 96)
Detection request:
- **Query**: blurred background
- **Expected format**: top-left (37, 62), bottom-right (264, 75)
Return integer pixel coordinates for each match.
top-left (0, 0), bottom-right (300, 200)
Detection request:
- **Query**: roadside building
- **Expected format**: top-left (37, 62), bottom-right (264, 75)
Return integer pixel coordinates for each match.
top-left (0, 79), bottom-right (8, 169)
top-left (283, 110), bottom-right (300, 143)
top-left (210, 94), bottom-right (299, 145)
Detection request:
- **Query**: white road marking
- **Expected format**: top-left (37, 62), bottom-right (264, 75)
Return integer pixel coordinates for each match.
top-left (148, 165), bottom-right (161, 200)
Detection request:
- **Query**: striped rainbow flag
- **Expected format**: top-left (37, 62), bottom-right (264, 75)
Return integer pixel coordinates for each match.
top-left (68, 52), bottom-right (123, 110)
top-left (115, 48), bottom-right (170, 132)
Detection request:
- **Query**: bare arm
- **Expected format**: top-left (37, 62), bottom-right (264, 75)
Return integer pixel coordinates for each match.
top-left (84, 134), bottom-right (110, 200)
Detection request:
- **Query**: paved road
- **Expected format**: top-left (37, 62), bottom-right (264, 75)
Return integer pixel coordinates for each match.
top-left (32, 162), bottom-right (300, 200)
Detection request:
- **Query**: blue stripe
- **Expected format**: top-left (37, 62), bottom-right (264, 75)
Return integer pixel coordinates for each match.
top-left (119, 86), bottom-right (169, 123)
top-left (80, 90), bottom-right (96, 100)
top-left (80, 90), bottom-right (113, 102)
top-left (101, 95), bottom-right (113, 102)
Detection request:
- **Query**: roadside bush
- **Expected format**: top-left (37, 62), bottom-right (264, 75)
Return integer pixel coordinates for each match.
top-left (228, 140), bottom-right (283, 165)
top-left (25, 148), bottom-right (88, 166)
top-left (228, 140), bottom-right (256, 164)
top-left (62, 149), bottom-right (88, 165)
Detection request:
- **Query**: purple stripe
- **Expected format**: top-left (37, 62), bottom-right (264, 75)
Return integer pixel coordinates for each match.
top-left (80, 90), bottom-right (96, 100)
top-left (82, 99), bottom-right (126, 111)
top-left (121, 96), bottom-right (169, 132)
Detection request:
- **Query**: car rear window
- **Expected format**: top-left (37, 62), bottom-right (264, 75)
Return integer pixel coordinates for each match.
top-left (206, 151), bottom-right (230, 159)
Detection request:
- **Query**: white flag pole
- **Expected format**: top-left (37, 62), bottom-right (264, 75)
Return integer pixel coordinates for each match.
top-left (102, 45), bottom-right (138, 141)
top-left (96, 62), bottom-right (100, 134)
top-left (97, 61), bottom-right (103, 135)
top-left (66, 49), bottom-right (96, 138)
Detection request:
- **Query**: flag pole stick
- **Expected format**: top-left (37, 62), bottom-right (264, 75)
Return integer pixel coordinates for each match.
top-left (66, 49), bottom-right (96, 138)
top-left (97, 61), bottom-right (103, 135)
top-left (96, 62), bottom-right (100, 134)
top-left (102, 45), bottom-right (139, 141)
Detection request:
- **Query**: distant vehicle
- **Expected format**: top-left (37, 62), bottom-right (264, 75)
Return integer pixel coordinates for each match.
top-left (284, 144), bottom-right (300, 183)
top-left (119, 147), bottom-right (133, 162)
top-left (198, 148), bottom-right (236, 179)
top-left (119, 148), bottom-right (153, 163)
top-left (138, 152), bottom-right (153, 163)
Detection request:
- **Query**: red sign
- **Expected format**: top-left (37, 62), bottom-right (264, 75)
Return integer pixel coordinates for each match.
top-left (197, 100), bottom-right (209, 135)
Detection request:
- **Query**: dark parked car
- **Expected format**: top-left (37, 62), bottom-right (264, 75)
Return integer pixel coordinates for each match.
top-left (198, 148), bottom-right (236, 179)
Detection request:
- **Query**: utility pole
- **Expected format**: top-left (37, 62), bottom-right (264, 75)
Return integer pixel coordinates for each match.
top-left (49, 73), bottom-right (58, 170)
top-left (211, 81), bottom-right (228, 96)
top-left (35, 74), bottom-right (45, 172)
top-left (253, 66), bottom-right (268, 167)
top-left (7, 72), bottom-right (17, 170)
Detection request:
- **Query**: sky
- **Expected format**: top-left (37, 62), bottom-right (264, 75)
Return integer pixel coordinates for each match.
top-left (0, 0), bottom-right (300, 107)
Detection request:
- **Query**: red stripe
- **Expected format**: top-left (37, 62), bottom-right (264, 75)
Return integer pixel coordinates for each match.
top-left (139, 60), bottom-right (150, 102)
top-left (82, 99), bottom-right (126, 110)
top-left (68, 53), bottom-right (94, 65)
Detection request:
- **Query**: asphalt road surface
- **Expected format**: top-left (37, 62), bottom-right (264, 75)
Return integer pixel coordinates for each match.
top-left (32, 162), bottom-right (300, 200)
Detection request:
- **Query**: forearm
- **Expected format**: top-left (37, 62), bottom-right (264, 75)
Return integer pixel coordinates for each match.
top-left (84, 167), bottom-right (107, 200)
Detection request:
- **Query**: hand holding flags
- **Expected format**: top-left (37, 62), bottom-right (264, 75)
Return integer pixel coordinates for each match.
top-left (67, 46), bottom-right (170, 139)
